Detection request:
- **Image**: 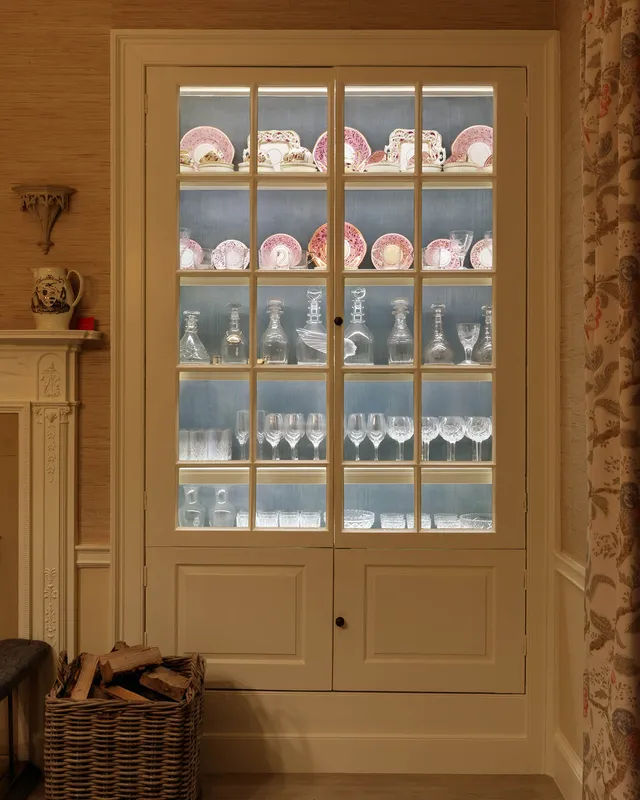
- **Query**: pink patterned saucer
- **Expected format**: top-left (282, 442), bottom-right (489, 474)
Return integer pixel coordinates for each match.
top-left (213, 240), bottom-right (250, 270)
top-left (470, 238), bottom-right (493, 270)
top-left (180, 126), bottom-right (235, 168)
top-left (259, 234), bottom-right (302, 269)
top-left (450, 125), bottom-right (493, 168)
top-left (371, 234), bottom-right (414, 270)
top-left (308, 223), bottom-right (367, 270)
top-left (422, 239), bottom-right (461, 270)
top-left (313, 128), bottom-right (371, 173)
top-left (179, 239), bottom-right (204, 270)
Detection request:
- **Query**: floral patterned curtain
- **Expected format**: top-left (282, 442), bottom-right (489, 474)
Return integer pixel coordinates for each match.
top-left (582, 0), bottom-right (640, 796)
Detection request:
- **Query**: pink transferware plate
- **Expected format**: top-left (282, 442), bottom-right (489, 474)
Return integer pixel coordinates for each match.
top-left (371, 234), bottom-right (414, 270)
top-left (308, 223), bottom-right (367, 270)
top-left (470, 238), bottom-right (493, 270)
top-left (450, 125), bottom-right (493, 168)
top-left (313, 128), bottom-right (371, 173)
top-left (180, 126), bottom-right (235, 169)
top-left (180, 239), bottom-right (204, 270)
top-left (422, 239), bottom-right (461, 270)
top-left (259, 234), bottom-right (302, 269)
top-left (213, 240), bottom-right (250, 270)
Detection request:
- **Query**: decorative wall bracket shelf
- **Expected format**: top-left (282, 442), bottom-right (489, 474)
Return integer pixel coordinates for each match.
top-left (12, 185), bottom-right (76, 254)
top-left (0, 329), bottom-right (102, 660)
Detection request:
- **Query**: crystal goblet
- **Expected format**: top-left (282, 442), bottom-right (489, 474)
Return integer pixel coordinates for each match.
top-left (421, 416), bottom-right (440, 461)
top-left (439, 416), bottom-right (465, 461)
top-left (457, 322), bottom-right (481, 365)
top-left (464, 416), bottom-right (493, 461)
top-left (387, 415), bottom-right (414, 461)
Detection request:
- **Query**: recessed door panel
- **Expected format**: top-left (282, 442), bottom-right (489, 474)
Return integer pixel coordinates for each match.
top-left (333, 548), bottom-right (525, 693)
top-left (146, 547), bottom-right (333, 690)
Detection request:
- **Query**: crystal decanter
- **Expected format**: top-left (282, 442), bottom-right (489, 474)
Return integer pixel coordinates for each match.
top-left (209, 487), bottom-right (236, 528)
top-left (178, 485), bottom-right (206, 527)
top-left (473, 304), bottom-right (493, 364)
top-left (388, 297), bottom-right (414, 365)
top-left (261, 299), bottom-right (289, 364)
top-left (179, 310), bottom-right (210, 364)
top-left (221, 303), bottom-right (248, 364)
top-left (423, 303), bottom-right (454, 364)
top-left (344, 288), bottom-right (374, 365)
top-left (296, 288), bottom-right (327, 366)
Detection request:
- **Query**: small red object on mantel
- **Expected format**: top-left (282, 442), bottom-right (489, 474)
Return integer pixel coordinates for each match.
top-left (76, 317), bottom-right (95, 331)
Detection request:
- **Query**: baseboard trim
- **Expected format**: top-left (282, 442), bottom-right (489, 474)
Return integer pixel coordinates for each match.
top-left (553, 731), bottom-right (582, 800)
top-left (200, 734), bottom-right (537, 774)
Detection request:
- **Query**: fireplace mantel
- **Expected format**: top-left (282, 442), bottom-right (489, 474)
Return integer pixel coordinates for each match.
top-left (0, 329), bottom-right (103, 656)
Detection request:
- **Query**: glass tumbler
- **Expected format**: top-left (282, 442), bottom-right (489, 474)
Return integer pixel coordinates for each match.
top-left (207, 428), bottom-right (232, 461)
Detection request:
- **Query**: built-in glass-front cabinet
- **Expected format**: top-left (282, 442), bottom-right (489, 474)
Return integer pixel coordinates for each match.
top-left (145, 66), bottom-right (527, 694)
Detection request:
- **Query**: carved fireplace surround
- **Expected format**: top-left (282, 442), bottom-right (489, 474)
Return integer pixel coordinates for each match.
top-left (0, 330), bottom-right (101, 654)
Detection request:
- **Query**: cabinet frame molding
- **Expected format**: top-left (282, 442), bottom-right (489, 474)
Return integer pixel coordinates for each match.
top-left (111, 29), bottom-right (559, 773)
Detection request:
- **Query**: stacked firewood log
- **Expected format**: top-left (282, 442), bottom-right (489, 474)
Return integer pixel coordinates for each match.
top-left (62, 642), bottom-right (189, 703)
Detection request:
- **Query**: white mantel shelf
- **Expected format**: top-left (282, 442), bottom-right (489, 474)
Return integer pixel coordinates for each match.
top-left (0, 327), bottom-right (103, 663)
top-left (0, 329), bottom-right (103, 347)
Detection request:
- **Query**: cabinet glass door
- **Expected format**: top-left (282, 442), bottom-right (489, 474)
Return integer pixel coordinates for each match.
top-left (333, 69), bottom-right (526, 550)
top-left (146, 69), bottom-right (335, 549)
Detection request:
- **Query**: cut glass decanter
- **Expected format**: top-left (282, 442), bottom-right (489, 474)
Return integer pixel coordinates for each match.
top-left (261, 299), bottom-right (289, 364)
top-left (344, 287), bottom-right (374, 365)
top-left (178, 485), bottom-right (206, 527)
top-left (221, 303), bottom-right (248, 364)
top-left (473, 304), bottom-right (493, 364)
top-left (423, 303), bottom-right (454, 364)
top-left (179, 310), bottom-right (210, 364)
top-left (388, 297), bottom-right (414, 365)
top-left (209, 487), bottom-right (236, 528)
top-left (296, 288), bottom-right (327, 366)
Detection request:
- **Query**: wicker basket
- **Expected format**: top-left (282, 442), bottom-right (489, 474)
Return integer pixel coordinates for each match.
top-left (45, 652), bottom-right (205, 800)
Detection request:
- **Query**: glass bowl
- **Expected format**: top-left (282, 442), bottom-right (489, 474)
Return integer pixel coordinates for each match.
top-left (344, 509), bottom-right (375, 529)
top-left (235, 511), bottom-right (249, 528)
top-left (433, 514), bottom-right (461, 529)
top-left (299, 511), bottom-right (322, 528)
top-left (459, 513), bottom-right (493, 530)
top-left (380, 513), bottom-right (406, 529)
top-left (256, 510), bottom-right (279, 528)
top-left (279, 511), bottom-right (300, 528)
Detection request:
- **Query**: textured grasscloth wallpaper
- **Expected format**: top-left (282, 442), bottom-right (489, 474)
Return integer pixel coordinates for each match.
top-left (558, 0), bottom-right (588, 564)
top-left (0, 1), bottom-right (555, 545)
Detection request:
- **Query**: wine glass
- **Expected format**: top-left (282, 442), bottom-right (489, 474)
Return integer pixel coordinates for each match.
top-left (347, 413), bottom-right (367, 461)
top-left (306, 413), bottom-right (327, 461)
top-left (465, 416), bottom-right (493, 461)
top-left (421, 416), bottom-right (440, 461)
top-left (439, 416), bottom-right (466, 461)
top-left (235, 410), bottom-right (250, 460)
top-left (256, 410), bottom-right (266, 459)
top-left (264, 413), bottom-right (284, 461)
top-left (366, 413), bottom-right (387, 461)
top-left (284, 413), bottom-right (305, 460)
top-left (457, 323), bottom-right (481, 365)
top-left (449, 230), bottom-right (473, 269)
top-left (387, 415), bottom-right (414, 461)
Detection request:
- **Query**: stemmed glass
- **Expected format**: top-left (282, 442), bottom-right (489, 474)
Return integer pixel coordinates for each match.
top-left (264, 413), bottom-right (284, 461)
top-left (284, 413), bottom-right (305, 460)
top-left (256, 410), bottom-right (266, 460)
top-left (465, 416), bottom-right (493, 461)
top-left (387, 416), bottom-right (414, 461)
top-left (235, 410), bottom-right (250, 460)
top-left (306, 413), bottom-right (327, 461)
top-left (439, 416), bottom-right (466, 461)
top-left (366, 413), bottom-right (387, 461)
top-left (347, 413), bottom-right (367, 461)
top-left (457, 323), bottom-right (481, 365)
top-left (449, 230), bottom-right (474, 269)
top-left (421, 416), bottom-right (440, 461)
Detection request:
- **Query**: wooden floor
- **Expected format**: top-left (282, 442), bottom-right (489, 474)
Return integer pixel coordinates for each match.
top-left (203, 774), bottom-right (563, 800)
top-left (32, 774), bottom-right (563, 799)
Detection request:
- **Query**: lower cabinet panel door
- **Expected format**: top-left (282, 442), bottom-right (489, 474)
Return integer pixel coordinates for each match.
top-left (333, 549), bottom-right (525, 693)
top-left (146, 547), bottom-right (334, 691)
